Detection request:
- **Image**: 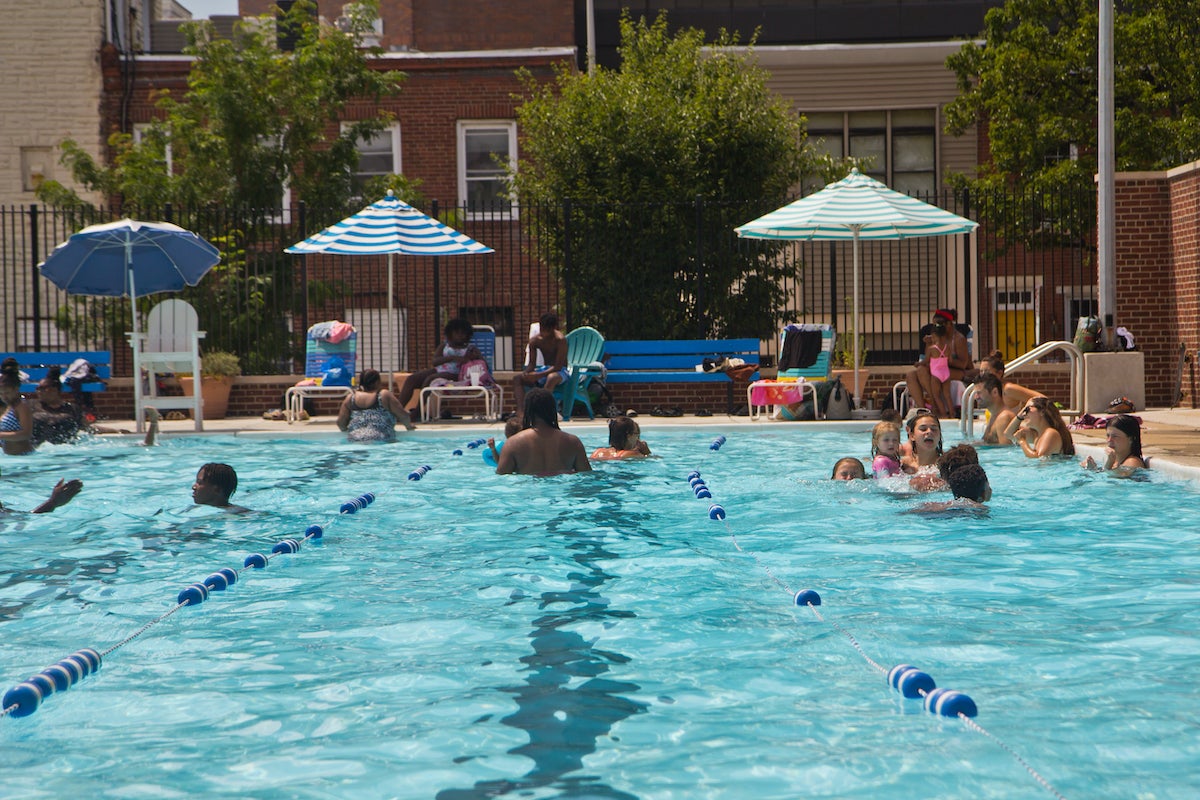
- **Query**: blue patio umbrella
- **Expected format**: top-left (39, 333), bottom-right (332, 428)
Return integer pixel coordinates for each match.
top-left (38, 218), bottom-right (221, 330)
top-left (286, 191), bottom-right (493, 388)
top-left (736, 169), bottom-right (978, 403)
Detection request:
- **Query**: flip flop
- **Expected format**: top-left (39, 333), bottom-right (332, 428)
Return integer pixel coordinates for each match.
top-left (695, 408), bottom-right (712, 417)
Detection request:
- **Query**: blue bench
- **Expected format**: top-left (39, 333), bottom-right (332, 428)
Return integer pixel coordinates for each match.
top-left (603, 339), bottom-right (761, 412)
top-left (2, 351), bottom-right (111, 394)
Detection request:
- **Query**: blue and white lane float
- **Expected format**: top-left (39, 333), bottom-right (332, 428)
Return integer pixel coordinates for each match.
top-left (688, 433), bottom-right (1067, 800)
top-left (1, 487), bottom-right (382, 720)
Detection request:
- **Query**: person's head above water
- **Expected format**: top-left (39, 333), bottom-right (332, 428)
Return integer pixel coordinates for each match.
top-left (831, 457), bottom-right (867, 480)
top-left (522, 387), bottom-right (559, 430)
top-left (193, 462), bottom-right (238, 507)
top-left (607, 415), bottom-right (641, 449)
top-left (947, 463), bottom-right (991, 502)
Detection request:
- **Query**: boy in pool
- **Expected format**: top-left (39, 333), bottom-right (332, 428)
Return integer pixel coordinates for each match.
top-left (905, 463), bottom-right (991, 515)
top-left (192, 463), bottom-right (250, 513)
top-left (485, 416), bottom-right (523, 466)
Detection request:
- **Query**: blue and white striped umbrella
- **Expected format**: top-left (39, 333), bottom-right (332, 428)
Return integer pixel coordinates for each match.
top-left (736, 169), bottom-right (978, 402)
top-left (286, 191), bottom-right (493, 389)
top-left (285, 190), bottom-right (494, 258)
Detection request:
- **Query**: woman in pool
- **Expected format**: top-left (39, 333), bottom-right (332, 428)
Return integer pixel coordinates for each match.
top-left (337, 368), bottom-right (415, 443)
top-left (31, 366), bottom-right (88, 445)
top-left (901, 409), bottom-right (944, 471)
top-left (1005, 396), bottom-right (1076, 458)
top-left (0, 357), bottom-right (35, 455)
top-left (591, 416), bottom-right (652, 460)
top-left (1081, 413), bottom-right (1146, 476)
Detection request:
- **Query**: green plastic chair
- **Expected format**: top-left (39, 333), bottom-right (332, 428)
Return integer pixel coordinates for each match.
top-left (555, 326), bottom-right (606, 421)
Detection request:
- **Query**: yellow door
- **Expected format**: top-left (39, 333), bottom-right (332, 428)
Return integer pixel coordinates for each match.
top-left (994, 310), bottom-right (1035, 360)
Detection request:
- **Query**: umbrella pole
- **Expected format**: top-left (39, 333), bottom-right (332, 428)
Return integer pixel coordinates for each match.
top-left (388, 253), bottom-right (394, 392)
top-left (852, 228), bottom-right (861, 407)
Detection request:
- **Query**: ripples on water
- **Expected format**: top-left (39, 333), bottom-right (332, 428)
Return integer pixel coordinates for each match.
top-left (1, 428), bottom-right (1198, 798)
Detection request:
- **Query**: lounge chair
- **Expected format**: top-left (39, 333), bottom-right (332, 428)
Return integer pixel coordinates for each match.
top-left (285, 321), bottom-right (357, 422)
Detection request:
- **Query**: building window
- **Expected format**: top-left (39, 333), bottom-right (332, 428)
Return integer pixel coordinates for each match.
top-left (20, 146), bottom-right (54, 192)
top-left (801, 109), bottom-right (937, 196)
top-left (343, 122), bottom-right (401, 199)
top-left (457, 121), bottom-right (516, 218)
top-left (132, 123), bottom-right (173, 174)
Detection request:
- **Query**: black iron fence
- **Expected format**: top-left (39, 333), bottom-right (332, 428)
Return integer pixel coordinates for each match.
top-left (0, 186), bottom-right (1095, 375)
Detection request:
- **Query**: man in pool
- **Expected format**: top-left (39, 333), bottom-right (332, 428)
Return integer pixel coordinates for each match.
top-left (1, 478), bottom-right (83, 514)
top-left (192, 463), bottom-right (250, 513)
top-left (496, 388), bottom-right (592, 476)
top-left (905, 463), bottom-right (991, 515)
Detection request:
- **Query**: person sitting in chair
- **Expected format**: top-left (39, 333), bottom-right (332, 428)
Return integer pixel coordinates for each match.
top-left (397, 318), bottom-right (483, 411)
top-left (511, 313), bottom-right (569, 413)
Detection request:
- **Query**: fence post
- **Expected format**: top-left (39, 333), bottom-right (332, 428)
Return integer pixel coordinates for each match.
top-left (30, 204), bottom-right (41, 350)
top-left (297, 201), bottom-right (308, 339)
top-left (563, 198), bottom-right (573, 325)
top-left (961, 187), bottom-right (972, 325)
top-left (431, 199), bottom-right (441, 347)
top-left (695, 196), bottom-right (705, 338)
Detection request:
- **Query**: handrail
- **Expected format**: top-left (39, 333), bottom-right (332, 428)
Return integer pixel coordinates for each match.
top-left (959, 340), bottom-right (1085, 437)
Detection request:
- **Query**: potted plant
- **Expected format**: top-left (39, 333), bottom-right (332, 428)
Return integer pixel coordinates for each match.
top-left (179, 350), bottom-right (241, 419)
top-left (830, 332), bottom-right (870, 399)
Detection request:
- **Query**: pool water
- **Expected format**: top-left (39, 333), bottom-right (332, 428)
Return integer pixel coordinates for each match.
top-left (1, 427), bottom-right (1198, 799)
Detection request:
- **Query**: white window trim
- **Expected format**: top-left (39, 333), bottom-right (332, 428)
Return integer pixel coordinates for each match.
top-left (457, 120), bottom-right (518, 220)
top-left (132, 123), bottom-right (173, 174)
top-left (340, 121), bottom-right (402, 184)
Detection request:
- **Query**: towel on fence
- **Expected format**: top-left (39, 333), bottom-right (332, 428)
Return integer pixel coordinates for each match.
top-left (778, 326), bottom-right (823, 371)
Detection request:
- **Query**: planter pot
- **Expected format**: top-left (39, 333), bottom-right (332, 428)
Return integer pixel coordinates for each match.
top-left (831, 368), bottom-right (871, 399)
top-left (179, 375), bottom-right (234, 419)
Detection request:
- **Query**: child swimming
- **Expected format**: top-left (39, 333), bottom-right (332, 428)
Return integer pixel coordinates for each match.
top-left (830, 457), bottom-right (867, 480)
top-left (590, 416), bottom-right (652, 460)
top-left (484, 416), bottom-right (523, 467)
top-left (870, 420), bottom-right (903, 478)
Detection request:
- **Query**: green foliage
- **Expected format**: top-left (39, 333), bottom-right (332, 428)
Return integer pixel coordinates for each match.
top-left (201, 350), bottom-right (242, 378)
top-left (831, 332), bottom-right (868, 369)
top-left (37, 0), bottom-right (403, 214)
top-left (512, 11), bottom-right (834, 340)
top-left (944, 0), bottom-right (1200, 246)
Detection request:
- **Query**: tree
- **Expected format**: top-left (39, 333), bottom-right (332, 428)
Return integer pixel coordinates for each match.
top-left (944, 0), bottom-right (1200, 244)
top-left (38, 0), bottom-right (403, 216)
top-left (512, 12), bottom-right (839, 340)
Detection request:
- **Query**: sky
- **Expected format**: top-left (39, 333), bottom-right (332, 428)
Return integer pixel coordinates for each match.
top-left (178, 0), bottom-right (239, 19)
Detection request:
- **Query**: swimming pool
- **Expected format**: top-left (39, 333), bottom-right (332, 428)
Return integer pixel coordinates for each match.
top-left (2, 426), bottom-right (1198, 798)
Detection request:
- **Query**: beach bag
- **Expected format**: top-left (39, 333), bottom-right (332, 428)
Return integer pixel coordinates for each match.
top-left (823, 376), bottom-right (852, 420)
top-left (1073, 316), bottom-right (1103, 352)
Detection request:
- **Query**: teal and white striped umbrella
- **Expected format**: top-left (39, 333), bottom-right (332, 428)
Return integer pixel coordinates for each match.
top-left (736, 169), bottom-right (978, 402)
top-left (287, 191), bottom-right (492, 389)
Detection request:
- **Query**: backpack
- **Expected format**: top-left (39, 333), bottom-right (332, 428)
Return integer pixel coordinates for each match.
top-left (1073, 316), bottom-right (1103, 353)
top-left (823, 376), bottom-right (852, 420)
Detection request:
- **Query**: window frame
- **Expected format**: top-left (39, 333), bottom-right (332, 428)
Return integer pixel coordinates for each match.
top-left (341, 121), bottom-right (402, 199)
top-left (801, 108), bottom-right (938, 196)
top-left (457, 120), bottom-right (518, 220)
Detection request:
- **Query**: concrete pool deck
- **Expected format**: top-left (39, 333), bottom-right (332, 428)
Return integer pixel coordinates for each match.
top-left (119, 406), bottom-right (1200, 474)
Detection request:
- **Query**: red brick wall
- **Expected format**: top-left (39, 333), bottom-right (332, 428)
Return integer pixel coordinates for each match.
top-left (1168, 165), bottom-right (1200, 406)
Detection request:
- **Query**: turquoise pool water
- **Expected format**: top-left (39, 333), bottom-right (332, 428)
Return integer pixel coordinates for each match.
top-left (1, 427), bottom-right (1198, 799)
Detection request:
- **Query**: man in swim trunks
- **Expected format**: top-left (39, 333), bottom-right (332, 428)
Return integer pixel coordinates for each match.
top-left (496, 389), bottom-right (592, 476)
top-left (512, 312), bottom-right (569, 413)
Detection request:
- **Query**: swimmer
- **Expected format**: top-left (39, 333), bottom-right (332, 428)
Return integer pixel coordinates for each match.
top-left (905, 463), bottom-right (991, 515)
top-left (192, 462), bottom-right (250, 513)
top-left (870, 420), bottom-right (903, 478)
top-left (495, 388), bottom-right (592, 476)
top-left (1, 478), bottom-right (83, 514)
top-left (1081, 414), bottom-right (1147, 477)
top-left (485, 416), bottom-right (523, 466)
top-left (591, 416), bottom-right (652, 460)
top-left (1005, 396), bottom-right (1075, 458)
top-left (901, 409), bottom-right (944, 473)
top-left (831, 457), bottom-right (867, 481)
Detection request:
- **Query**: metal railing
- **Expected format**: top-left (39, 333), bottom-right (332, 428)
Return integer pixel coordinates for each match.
top-left (959, 340), bottom-right (1085, 437)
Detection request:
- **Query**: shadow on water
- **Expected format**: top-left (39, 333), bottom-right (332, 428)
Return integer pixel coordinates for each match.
top-left (437, 482), bottom-right (650, 800)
